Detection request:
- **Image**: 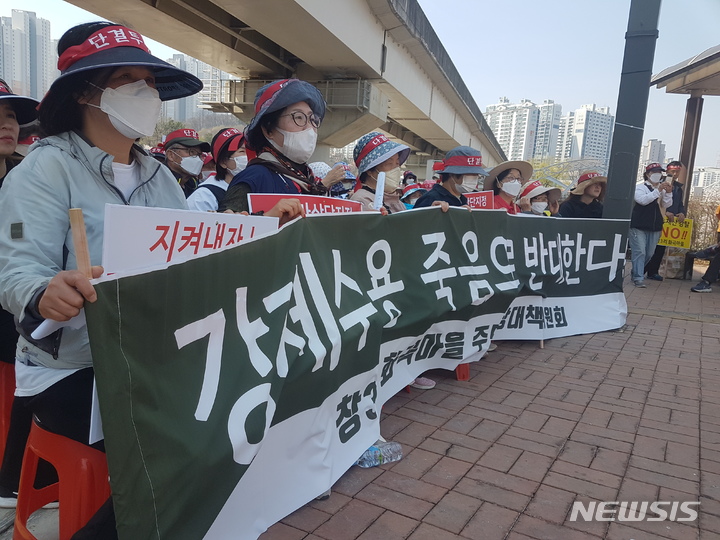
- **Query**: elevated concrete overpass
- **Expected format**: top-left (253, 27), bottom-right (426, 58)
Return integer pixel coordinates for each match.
top-left (66, 0), bottom-right (506, 175)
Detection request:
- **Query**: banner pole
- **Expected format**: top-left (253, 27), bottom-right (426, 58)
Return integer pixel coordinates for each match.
top-left (69, 208), bottom-right (92, 279)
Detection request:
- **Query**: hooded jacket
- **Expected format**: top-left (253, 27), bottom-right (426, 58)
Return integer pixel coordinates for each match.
top-left (0, 131), bottom-right (187, 370)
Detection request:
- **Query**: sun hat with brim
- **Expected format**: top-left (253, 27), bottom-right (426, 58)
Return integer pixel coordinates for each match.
top-left (246, 79), bottom-right (325, 134)
top-left (0, 81), bottom-right (39, 125)
top-left (441, 146), bottom-right (489, 176)
top-left (308, 162), bottom-right (332, 179)
top-left (161, 128), bottom-right (211, 153)
top-left (47, 24), bottom-right (202, 102)
top-left (211, 128), bottom-right (245, 161)
top-left (483, 160), bottom-right (534, 191)
top-left (517, 180), bottom-right (561, 203)
top-left (570, 171), bottom-right (607, 196)
top-left (354, 131), bottom-right (410, 176)
top-left (400, 183), bottom-right (427, 201)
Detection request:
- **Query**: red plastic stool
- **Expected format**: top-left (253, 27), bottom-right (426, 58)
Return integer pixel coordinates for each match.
top-left (0, 362), bottom-right (15, 459)
top-left (455, 363), bottom-right (470, 381)
top-left (14, 418), bottom-right (111, 540)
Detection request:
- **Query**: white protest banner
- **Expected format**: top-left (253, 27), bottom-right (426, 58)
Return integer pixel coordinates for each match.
top-left (101, 204), bottom-right (278, 274)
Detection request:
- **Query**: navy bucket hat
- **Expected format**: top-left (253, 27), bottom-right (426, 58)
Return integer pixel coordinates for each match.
top-left (441, 146), bottom-right (489, 176)
top-left (0, 80), bottom-right (39, 125)
top-left (47, 24), bottom-right (202, 102)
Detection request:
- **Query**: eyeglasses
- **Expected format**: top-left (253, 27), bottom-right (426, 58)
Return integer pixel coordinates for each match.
top-left (279, 111), bottom-right (321, 129)
top-left (501, 175), bottom-right (523, 182)
top-left (169, 147), bottom-right (203, 158)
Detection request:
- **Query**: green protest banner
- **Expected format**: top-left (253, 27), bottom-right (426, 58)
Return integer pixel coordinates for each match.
top-left (86, 208), bottom-right (628, 539)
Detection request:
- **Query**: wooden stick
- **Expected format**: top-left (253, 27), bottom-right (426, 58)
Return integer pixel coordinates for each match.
top-left (69, 208), bottom-right (92, 279)
top-left (539, 339), bottom-right (544, 349)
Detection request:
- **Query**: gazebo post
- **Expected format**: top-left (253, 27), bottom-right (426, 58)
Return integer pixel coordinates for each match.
top-left (679, 91), bottom-right (704, 210)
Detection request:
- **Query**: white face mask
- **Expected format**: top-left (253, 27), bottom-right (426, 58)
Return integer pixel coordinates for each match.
top-left (531, 201), bottom-right (548, 214)
top-left (179, 155), bottom-right (203, 176)
top-left (269, 127), bottom-right (317, 163)
top-left (501, 179), bottom-right (522, 197)
top-left (649, 173), bottom-right (663, 183)
top-left (200, 170), bottom-right (215, 181)
top-left (227, 155), bottom-right (248, 177)
top-left (90, 80), bottom-right (161, 139)
top-left (461, 175), bottom-right (479, 191)
top-left (383, 167), bottom-right (402, 193)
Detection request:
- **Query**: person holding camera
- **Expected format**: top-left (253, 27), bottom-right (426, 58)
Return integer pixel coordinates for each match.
top-left (629, 163), bottom-right (673, 288)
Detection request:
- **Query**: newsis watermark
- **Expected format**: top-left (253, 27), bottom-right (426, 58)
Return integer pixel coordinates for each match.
top-left (569, 501), bottom-right (700, 522)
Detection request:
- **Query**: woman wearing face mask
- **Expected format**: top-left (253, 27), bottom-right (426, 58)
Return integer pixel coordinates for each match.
top-left (219, 79), bottom-right (327, 213)
top-left (187, 127), bottom-right (247, 212)
top-left (483, 161), bottom-right (534, 215)
top-left (0, 21), bottom-right (204, 531)
top-left (628, 163), bottom-right (673, 288)
top-left (557, 171), bottom-right (607, 219)
top-left (413, 146), bottom-right (488, 209)
top-left (400, 184), bottom-right (427, 210)
top-left (517, 181), bottom-right (561, 216)
top-left (350, 131), bottom-right (410, 213)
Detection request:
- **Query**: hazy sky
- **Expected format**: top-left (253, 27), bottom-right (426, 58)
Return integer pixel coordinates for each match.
top-left (9, 0), bottom-right (720, 166)
top-left (416, 0), bottom-right (720, 166)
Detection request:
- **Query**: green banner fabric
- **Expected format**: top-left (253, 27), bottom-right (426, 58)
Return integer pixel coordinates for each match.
top-left (86, 208), bottom-right (628, 540)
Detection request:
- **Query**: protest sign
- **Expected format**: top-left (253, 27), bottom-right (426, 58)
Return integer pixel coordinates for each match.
top-left (102, 205), bottom-right (278, 274)
top-left (87, 208), bottom-right (628, 539)
top-left (658, 217), bottom-right (693, 249)
top-left (463, 190), bottom-right (495, 209)
top-left (247, 193), bottom-right (362, 215)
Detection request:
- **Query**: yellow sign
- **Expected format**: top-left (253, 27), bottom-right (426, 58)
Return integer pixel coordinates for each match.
top-left (658, 217), bottom-right (693, 249)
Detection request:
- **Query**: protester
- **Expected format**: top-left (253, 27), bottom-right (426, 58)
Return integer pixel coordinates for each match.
top-left (483, 160), bottom-right (533, 214)
top-left (219, 79), bottom-right (327, 213)
top-left (716, 203), bottom-right (720, 243)
top-left (200, 152), bottom-right (216, 181)
top-left (517, 180), bottom-right (560, 216)
top-left (557, 171), bottom-right (607, 219)
top-left (308, 161), bottom-right (348, 194)
top-left (162, 128), bottom-right (211, 198)
top-left (0, 79), bottom-right (38, 184)
top-left (329, 161), bottom-right (357, 198)
top-left (0, 21), bottom-right (209, 533)
top-left (186, 127), bottom-right (245, 212)
top-left (402, 170), bottom-right (417, 186)
top-left (629, 163), bottom-right (673, 288)
top-left (350, 131), bottom-right (409, 213)
top-left (644, 160), bottom-right (687, 281)
top-left (400, 183), bottom-right (426, 210)
top-left (0, 80), bottom-right (41, 508)
top-left (414, 146), bottom-right (488, 209)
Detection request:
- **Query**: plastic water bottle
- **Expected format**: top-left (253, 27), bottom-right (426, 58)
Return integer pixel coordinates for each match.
top-left (355, 441), bottom-right (403, 468)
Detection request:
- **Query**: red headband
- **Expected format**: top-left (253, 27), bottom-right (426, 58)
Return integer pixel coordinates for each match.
top-left (355, 134), bottom-right (390, 166)
top-left (57, 25), bottom-right (149, 72)
top-left (519, 180), bottom-right (543, 198)
top-left (443, 155), bottom-right (484, 168)
top-left (578, 172), bottom-right (602, 184)
top-left (212, 128), bottom-right (244, 160)
top-left (254, 79), bottom-right (290, 115)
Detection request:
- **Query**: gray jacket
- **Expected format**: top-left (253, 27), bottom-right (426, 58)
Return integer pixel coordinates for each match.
top-left (0, 131), bottom-right (187, 369)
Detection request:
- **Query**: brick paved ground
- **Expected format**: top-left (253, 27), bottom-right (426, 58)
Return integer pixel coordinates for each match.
top-left (2, 263), bottom-right (717, 540)
top-left (259, 263), bottom-right (720, 540)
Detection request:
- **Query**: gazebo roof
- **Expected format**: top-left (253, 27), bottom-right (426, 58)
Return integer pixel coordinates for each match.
top-left (652, 44), bottom-right (720, 96)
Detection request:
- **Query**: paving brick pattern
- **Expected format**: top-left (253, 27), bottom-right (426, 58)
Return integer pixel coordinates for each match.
top-left (260, 264), bottom-right (720, 540)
